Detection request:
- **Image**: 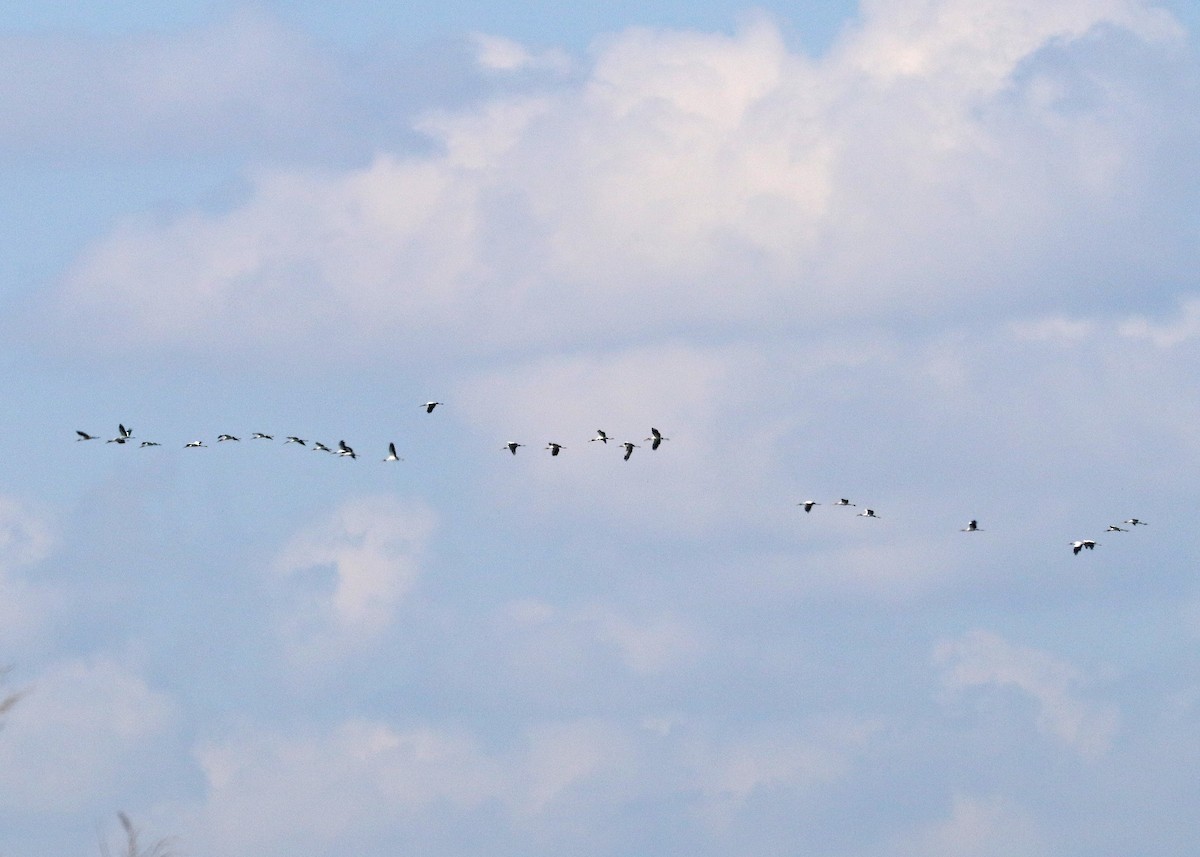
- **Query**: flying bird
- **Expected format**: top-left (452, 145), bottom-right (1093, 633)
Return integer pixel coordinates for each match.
top-left (798, 501), bottom-right (820, 513)
top-left (384, 443), bottom-right (403, 462)
top-left (284, 437), bottom-right (306, 445)
top-left (1071, 540), bottom-right (1098, 555)
top-left (76, 431), bottom-right (98, 441)
top-left (1105, 525), bottom-right (1129, 532)
top-left (312, 442), bottom-right (332, 452)
top-left (217, 434), bottom-right (240, 442)
top-left (589, 430), bottom-right (610, 444)
top-left (184, 440), bottom-right (206, 448)
top-left (621, 442), bottom-right (638, 460)
top-left (645, 427), bottom-right (669, 450)
top-left (961, 520), bottom-right (982, 532)
top-left (858, 509), bottom-right (881, 518)
top-left (252, 433), bottom-right (273, 440)
top-left (107, 424), bottom-right (134, 444)
top-left (420, 402), bottom-right (442, 413)
top-left (504, 442), bottom-right (524, 455)
top-left (545, 443), bottom-right (565, 456)
top-left (1124, 519), bottom-right (1148, 526)
top-left (833, 498), bottom-right (855, 507)
top-left (337, 440), bottom-right (357, 459)
top-left (139, 441), bottom-right (161, 448)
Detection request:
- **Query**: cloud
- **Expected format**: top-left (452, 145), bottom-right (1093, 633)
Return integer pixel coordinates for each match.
top-left (881, 794), bottom-right (1045, 857)
top-left (935, 629), bottom-right (1118, 758)
top-left (0, 656), bottom-right (174, 812)
top-left (687, 718), bottom-right (881, 830)
top-left (471, 33), bottom-right (572, 74)
top-left (0, 495), bottom-right (59, 651)
top-left (188, 718), bottom-right (502, 855)
top-left (844, 0), bottom-right (1179, 89)
top-left (270, 496), bottom-right (436, 661)
top-left (184, 718), bottom-right (626, 853)
top-left (1119, 297), bottom-right (1200, 347)
top-left (45, 0), bottom-right (1195, 361)
top-left (499, 598), bottom-right (702, 677)
top-left (178, 710), bottom-right (876, 856)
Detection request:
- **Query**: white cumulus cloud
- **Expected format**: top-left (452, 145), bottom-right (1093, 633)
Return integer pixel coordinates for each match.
top-left (0, 656), bottom-right (174, 812)
top-left (47, 0), bottom-right (1191, 361)
top-left (271, 495), bottom-right (436, 661)
top-left (935, 629), bottom-right (1119, 758)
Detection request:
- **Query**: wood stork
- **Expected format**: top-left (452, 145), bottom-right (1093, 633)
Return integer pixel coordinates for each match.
top-left (644, 427), bottom-right (669, 450)
top-left (139, 441), bottom-right (161, 448)
top-left (1124, 519), bottom-right (1148, 526)
top-left (834, 498), bottom-right (855, 507)
top-left (504, 442), bottom-right (524, 455)
top-left (545, 443), bottom-right (565, 456)
top-left (589, 430), bottom-right (610, 444)
top-left (217, 434), bottom-right (240, 442)
top-left (285, 437), bottom-right (306, 445)
top-left (384, 443), bottom-right (403, 462)
top-left (798, 501), bottom-right (820, 513)
top-left (961, 520), bottom-right (982, 532)
top-left (312, 442), bottom-right (332, 452)
top-left (1105, 525), bottom-right (1129, 532)
top-left (621, 442), bottom-right (638, 460)
top-left (76, 431), bottom-right (98, 441)
top-left (1071, 540), bottom-right (1098, 555)
top-left (184, 440), bottom-right (206, 448)
top-left (337, 440), bottom-right (357, 459)
top-left (252, 433), bottom-right (273, 440)
top-left (858, 509), bottom-right (880, 518)
top-left (421, 402), bottom-right (442, 413)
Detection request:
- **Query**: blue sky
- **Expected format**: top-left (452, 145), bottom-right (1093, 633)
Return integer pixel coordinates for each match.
top-left (1, 1), bottom-right (1199, 854)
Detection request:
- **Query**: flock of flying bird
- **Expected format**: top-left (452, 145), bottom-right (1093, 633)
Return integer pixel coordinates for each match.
top-left (77, 408), bottom-right (1144, 555)
top-left (73, 405), bottom-right (672, 465)
top-left (795, 497), bottom-right (1149, 555)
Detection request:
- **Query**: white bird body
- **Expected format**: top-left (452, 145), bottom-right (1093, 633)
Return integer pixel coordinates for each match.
top-left (590, 430), bottom-right (609, 444)
top-left (217, 434), bottom-right (239, 442)
top-left (337, 440), bottom-right (357, 459)
top-left (1071, 540), bottom-right (1098, 554)
top-left (252, 433), bottom-right (273, 440)
top-left (384, 443), bottom-right (403, 462)
top-left (421, 402), bottom-right (442, 413)
top-left (313, 442), bottom-right (332, 452)
top-left (1106, 525), bottom-right (1129, 532)
top-left (962, 520), bottom-right (982, 532)
top-left (184, 440), bottom-right (206, 448)
top-left (285, 436), bottom-right (306, 445)
top-left (834, 498), bottom-right (855, 507)
top-left (545, 443), bottom-right (565, 456)
top-left (858, 509), bottom-right (880, 518)
top-left (799, 501), bottom-right (820, 513)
